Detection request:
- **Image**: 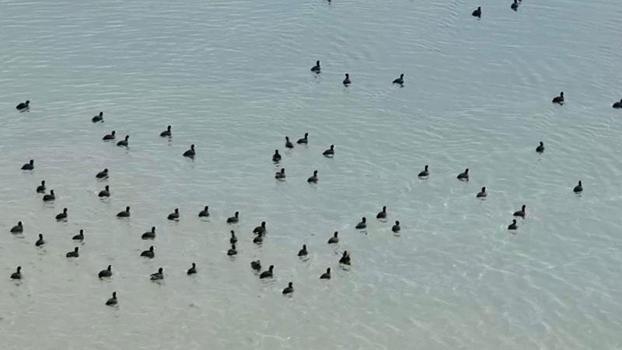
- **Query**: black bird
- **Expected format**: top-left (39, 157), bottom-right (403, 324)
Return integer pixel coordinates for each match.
top-left (328, 231), bottom-right (339, 244)
top-left (320, 268), bottom-right (331, 279)
top-left (141, 246), bottom-right (155, 258)
top-left (339, 251), bottom-right (351, 265)
top-left (508, 219), bottom-right (518, 230)
top-left (476, 186), bottom-right (487, 198)
top-left (10, 266), bottom-right (22, 280)
top-left (285, 137), bottom-right (294, 149)
top-left (226, 211), bottom-right (239, 224)
top-left (105, 292), bottom-right (117, 306)
top-left (392, 74), bottom-right (404, 86)
top-left (323, 145), bottom-right (335, 157)
top-left (298, 244), bottom-right (308, 257)
top-left (35, 233), bottom-right (45, 247)
top-left (198, 206), bottom-right (210, 218)
top-left (472, 6), bottom-right (481, 18)
top-left (227, 243), bottom-right (237, 256)
top-left (72, 229), bottom-right (85, 241)
top-left (116, 135), bottom-right (129, 147)
top-left (272, 150), bottom-right (282, 163)
top-left (142, 227), bottom-right (156, 240)
top-left (253, 233), bottom-right (264, 245)
top-left (307, 170), bottom-right (318, 184)
top-left (36, 180), bottom-right (46, 193)
top-left (457, 168), bottom-right (469, 181)
top-left (16, 100), bottom-right (30, 111)
top-left (96, 168), bottom-right (109, 179)
top-left (98, 265), bottom-right (112, 279)
top-left (573, 181), bottom-right (583, 193)
top-left (343, 73), bottom-right (351, 86)
top-left (552, 92), bottom-right (564, 105)
top-left (311, 60), bottom-right (320, 73)
top-left (230, 230), bottom-right (238, 244)
top-left (282, 282), bottom-right (294, 295)
top-left (21, 160), bottom-right (34, 170)
top-left (253, 222), bottom-right (267, 235)
top-left (259, 265), bottom-right (274, 279)
top-left (43, 190), bottom-right (55, 202)
top-left (150, 267), bottom-right (164, 281)
top-left (297, 133), bottom-right (309, 144)
top-left (536, 142), bottom-right (545, 154)
top-left (102, 130), bottom-right (116, 141)
top-left (275, 168), bottom-right (286, 180)
top-left (251, 260), bottom-right (261, 272)
top-left (376, 206), bottom-right (387, 220)
top-left (355, 217), bottom-right (367, 230)
top-left (183, 144), bottom-right (195, 158)
top-left (513, 205), bottom-right (526, 218)
top-left (187, 263), bottom-right (197, 275)
top-left (66, 247), bottom-right (79, 258)
top-left (10, 221), bottom-right (23, 234)
top-left (98, 185), bottom-right (110, 198)
top-left (392, 221), bottom-right (401, 233)
top-left (92, 112), bottom-right (103, 123)
top-left (167, 208), bottom-right (180, 221)
top-left (160, 125), bottom-right (172, 137)
top-left (613, 99), bottom-right (622, 109)
top-left (117, 206), bottom-right (130, 218)
top-left (510, 0), bottom-right (518, 11)
top-left (418, 165), bottom-right (429, 178)
top-left (56, 208), bottom-right (68, 221)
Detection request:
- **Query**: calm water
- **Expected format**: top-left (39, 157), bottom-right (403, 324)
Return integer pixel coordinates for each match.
top-left (1, 0), bottom-right (622, 348)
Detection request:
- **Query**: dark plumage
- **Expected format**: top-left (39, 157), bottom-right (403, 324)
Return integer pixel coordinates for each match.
top-left (343, 73), bottom-right (351, 86)
top-left (142, 227), bottom-right (156, 240)
top-left (355, 217), bottom-right (367, 230)
top-left (573, 181), bottom-right (583, 193)
top-left (536, 142), bottom-right (545, 154)
top-left (72, 229), bottom-right (84, 241)
top-left (320, 268), bottom-right (331, 280)
top-left (298, 244), bottom-right (308, 257)
top-left (35, 234), bottom-right (45, 247)
top-left (285, 137), bottom-right (294, 149)
top-left (376, 206), bottom-right (387, 220)
top-left (96, 168), bottom-right (109, 179)
top-left (10, 266), bottom-right (22, 280)
top-left (227, 243), bottom-right (237, 256)
top-left (92, 112), bottom-right (103, 123)
top-left (275, 168), bottom-right (286, 180)
top-left (513, 205), bottom-right (526, 218)
top-left (418, 165), bottom-right (429, 178)
top-left (307, 170), bottom-right (318, 184)
top-left (16, 100), bottom-right (30, 111)
top-left (160, 125), bottom-right (172, 137)
top-left (328, 231), bottom-right (339, 244)
top-left (116, 135), bottom-right (129, 147)
top-left (99, 265), bottom-right (112, 279)
top-left (476, 186), bottom-right (487, 198)
top-left (187, 263), bottom-right (197, 275)
top-left (102, 130), bottom-right (116, 141)
top-left (183, 144), bottom-right (195, 158)
top-left (392, 221), bottom-right (401, 233)
top-left (66, 247), bottom-right (79, 258)
top-left (392, 73), bottom-right (404, 85)
top-left (457, 168), bottom-right (469, 181)
top-left (167, 208), bottom-right (180, 221)
top-left (150, 268), bottom-right (164, 281)
top-left (21, 160), bottom-right (34, 170)
top-left (311, 61), bottom-right (320, 73)
top-left (226, 211), bottom-right (239, 224)
top-left (297, 133), bottom-right (309, 144)
top-left (282, 282), bottom-right (294, 295)
top-left (339, 251), bottom-right (351, 265)
top-left (10, 221), bottom-right (23, 234)
top-left (198, 206), bottom-right (210, 217)
top-left (508, 219), bottom-right (518, 230)
top-left (42, 190), bottom-right (55, 202)
top-left (98, 185), bottom-right (110, 198)
top-left (552, 92), bottom-right (564, 105)
top-left (106, 292), bottom-right (117, 306)
top-left (230, 230), bottom-right (237, 244)
top-left (259, 265), bottom-right (274, 279)
top-left (116, 206), bottom-right (130, 218)
top-left (472, 6), bottom-right (481, 18)
top-left (251, 260), bottom-right (261, 272)
top-left (272, 150), bottom-right (282, 163)
top-left (36, 180), bottom-right (46, 193)
top-left (253, 222), bottom-right (266, 235)
top-left (56, 208), bottom-right (68, 221)
top-left (323, 145), bottom-right (335, 157)
top-left (141, 246), bottom-right (155, 258)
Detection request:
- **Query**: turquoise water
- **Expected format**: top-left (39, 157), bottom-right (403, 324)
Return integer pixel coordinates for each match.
top-left (1, 0), bottom-right (622, 348)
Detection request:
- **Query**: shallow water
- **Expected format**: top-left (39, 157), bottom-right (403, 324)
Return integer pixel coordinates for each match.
top-left (1, 0), bottom-right (622, 349)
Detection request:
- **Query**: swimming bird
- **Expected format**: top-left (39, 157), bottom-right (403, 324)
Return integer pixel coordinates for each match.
top-left (98, 265), bottom-right (112, 279)
top-left (227, 243), bottom-right (237, 256)
top-left (226, 211), bottom-right (239, 224)
top-left (56, 208), bottom-right (68, 221)
top-left (513, 205), bottom-right (526, 218)
top-left (297, 133), bottom-right (309, 144)
top-left (98, 185), bottom-right (110, 198)
top-left (320, 268), bottom-right (331, 279)
top-left (230, 230), bottom-right (238, 244)
top-left (198, 206), bottom-right (210, 217)
top-left (167, 208), bottom-right (180, 221)
top-left (275, 168), bottom-right (286, 180)
top-left (10, 266), bottom-right (22, 280)
top-left (96, 168), bottom-right (109, 179)
top-left (259, 265), bottom-right (274, 279)
top-left (253, 233), bottom-right (264, 245)
top-left (142, 227), bottom-right (156, 240)
top-left (285, 137), bottom-right (294, 149)
top-left (508, 219), bottom-right (518, 230)
top-left (42, 190), bottom-right (55, 202)
top-left (116, 135), bottom-right (129, 147)
top-left (272, 150), bottom-right (282, 162)
top-left (102, 131), bottom-right (116, 141)
top-left (392, 74), bottom-right (404, 86)
top-left (92, 112), bottom-right (103, 123)
top-left (573, 180), bottom-right (583, 193)
top-left (472, 6), bottom-right (481, 18)
top-left (35, 234), bottom-right (45, 247)
top-left (552, 92), bottom-right (564, 105)
top-left (282, 282), bottom-right (294, 295)
top-left (150, 267), bottom-right (164, 281)
top-left (323, 145), bottom-right (335, 157)
top-left (476, 186), bottom-right (487, 198)
top-left (307, 170), bottom-right (318, 183)
top-left (72, 229), bottom-right (84, 241)
top-left (355, 217), bottom-right (367, 230)
top-left (141, 246), bottom-right (155, 258)
top-left (376, 206), bottom-right (387, 220)
top-left (160, 125), bottom-right (172, 137)
top-left (36, 180), bottom-right (46, 193)
top-left (183, 144), bottom-right (195, 158)
top-left (16, 100), bottom-right (30, 111)
top-left (457, 168), bottom-right (469, 181)
top-left (105, 292), bottom-right (117, 306)
top-left (21, 160), bottom-right (34, 170)
top-left (187, 263), bottom-right (197, 275)
top-left (10, 221), bottom-right (23, 234)
top-left (66, 247), bottom-right (79, 258)
top-left (418, 165), bottom-right (429, 178)
top-left (311, 60), bottom-right (320, 73)
top-left (251, 260), bottom-right (262, 272)
top-left (328, 231), bottom-right (339, 244)
top-left (298, 244), bottom-right (308, 257)
top-left (511, 0), bottom-right (518, 11)
top-left (613, 99), bottom-right (622, 109)
top-left (339, 251), bottom-right (351, 265)
top-left (253, 222), bottom-right (267, 235)
top-left (536, 141), bottom-right (545, 153)
top-left (392, 220), bottom-right (401, 233)
top-left (116, 206), bottom-right (130, 218)
top-left (343, 73), bottom-right (351, 86)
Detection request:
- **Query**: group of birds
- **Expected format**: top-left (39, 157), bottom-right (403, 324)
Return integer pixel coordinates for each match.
top-left (472, 0), bottom-right (522, 17)
top-left (309, 60), bottom-right (405, 87)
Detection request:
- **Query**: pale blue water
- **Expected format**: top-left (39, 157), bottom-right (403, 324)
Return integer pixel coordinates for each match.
top-left (1, 0), bottom-right (622, 349)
